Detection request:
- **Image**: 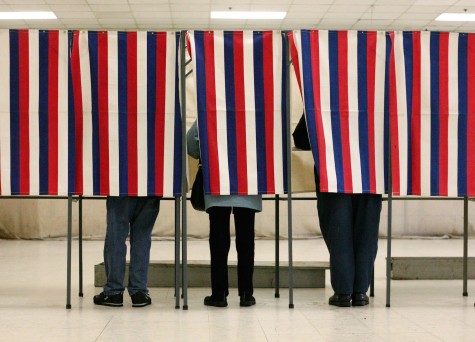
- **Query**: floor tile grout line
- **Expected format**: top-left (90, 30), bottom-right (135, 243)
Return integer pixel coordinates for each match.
top-left (94, 316), bottom-right (114, 342)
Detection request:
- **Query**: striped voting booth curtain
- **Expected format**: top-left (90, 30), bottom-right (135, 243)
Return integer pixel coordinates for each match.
top-left (390, 31), bottom-right (475, 197)
top-left (0, 30), bottom-right (72, 196)
top-left (188, 30), bottom-right (288, 195)
top-left (71, 31), bottom-right (182, 197)
top-left (291, 30), bottom-right (389, 194)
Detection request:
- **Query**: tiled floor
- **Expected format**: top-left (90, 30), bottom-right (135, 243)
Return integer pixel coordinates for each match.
top-left (0, 238), bottom-right (475, 341)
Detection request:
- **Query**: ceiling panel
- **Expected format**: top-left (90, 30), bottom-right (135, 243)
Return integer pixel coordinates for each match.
top-left (0, 0), bottom-right (472, 32)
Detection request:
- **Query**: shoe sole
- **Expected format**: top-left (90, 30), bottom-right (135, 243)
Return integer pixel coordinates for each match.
top-left (132, 302), bottom-right (151, 307)
top-left (329, 301), bottom-right (351, 307)
top-left (352, 301), bottom-right (369, 306)
top-left (204, 302), bottom-right (228, 307)
top-left (240, 302), bottom-right (256, 307)
top-left (94, 302), bottom-right (123, 307)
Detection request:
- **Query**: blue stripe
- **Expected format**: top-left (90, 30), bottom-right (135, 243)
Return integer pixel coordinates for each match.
top-left (10, 30), bottom-right (20, 195)
top-left (88, 32), bottom-right (100, 195)
top-left (458, 34), bottom-right (468, 196)
top-left (68, 31), bottom-right (76, 195)
top-left (173, 32), bottom-right (182, 196)
top-left (281, 32), bottom-right (288, 194)
top-left (147, 32), bottom-right (156, 195)
top-left (430, 32), bottom-right (440, 196)
top-left (253, 32), bottom-right (267, 194)
top-left (118, 32), bottom-right (128, 195)
top-left (383, 33), bottom-right (391, 194)
top-left (39, 31), bottom-right (49, 194)
top-left (328, 31), bottom-right (344, 192)
top-left (194, 31), bottom-right (211, 194)
top-left (224, 31), bottom-right (238, 194)
top-left (357, 31), bottom-right (370, 193)
top-left (300, 31), bottom-right (320, 177)
top-left (403, 32), bottom-right (414, 195)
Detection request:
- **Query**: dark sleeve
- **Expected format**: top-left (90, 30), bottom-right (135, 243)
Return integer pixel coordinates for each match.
top-left (292, 113), bottom-right (311, 151)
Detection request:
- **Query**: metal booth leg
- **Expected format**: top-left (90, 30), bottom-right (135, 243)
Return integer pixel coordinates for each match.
top-left (79, 196), bottom-right (83, 297)
top-left (463, 196), bottom-right (468, 297)
top-left (66, 195), bottom-right (72, 309)
top-left (175, 196), bottom-right (181, 309)
top-left (275, 195), bottom-right (280, 298)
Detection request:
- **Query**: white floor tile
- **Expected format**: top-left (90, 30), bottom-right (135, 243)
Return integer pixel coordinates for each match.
top-left (1, 238), bottom-right (475, 342)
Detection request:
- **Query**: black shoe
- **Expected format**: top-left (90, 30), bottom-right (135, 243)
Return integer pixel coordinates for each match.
top-left (240, 293), bottom-right (256, 307)
top-left (352, 293), bottom-right (369, 306)
top-left (329, 293), bottom-right (351, 307)
top-left (131, 292), bottom-right (152, 307)
top-left (204, 293), bottom-right (228, 307)
top-left (93, 292), bottom-right (123, 307)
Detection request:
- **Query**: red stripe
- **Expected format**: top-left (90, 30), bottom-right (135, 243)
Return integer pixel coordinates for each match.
top-left (389, 33), bottom-right (400, 195)
top-left (18, 30), bottom-right (30, 195)
top-left (127, 32), bottom-right (138, 196)
top-left (155, 33), bottom-right (167, 196)
top-left (366, 31), bottom-right (377, 194)
top-left (262, 31), bottom-right (275, 194)
top-left (337, 31), bottom-right (352, 193)
top-left (411, 32), bottom-right (421, 195)
top-left (310, 30), bottom-right (328, 192)
top-left (204, 31), bottom-right (220, 194)
top-left (233, 32), bottom-right (248, 194)
top-left (288, 32), bottom-right (302, 94)
top-left (98, 32), bottom-right (109, 195)
top-left (439, 33), bottom-right (449, 196)
top-left (48, 31), bottom-right (59, 195)
top-left (71, 31), bottom-right (83, 194)
top-left (467, 34), bottom-right (475, 196)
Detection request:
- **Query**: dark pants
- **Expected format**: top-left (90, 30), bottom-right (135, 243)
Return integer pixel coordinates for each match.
top-left (317, 192), bottom-right (382, 295)
top-left (208, 206), bottom-right (256, 296)
top-left (104, 196), bottom-right (160, 295)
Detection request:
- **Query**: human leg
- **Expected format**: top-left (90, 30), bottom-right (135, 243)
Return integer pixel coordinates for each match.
top-left (128, 197), bottom-right (160, 299)
top-left (205, 206), bottom-right (232, 306)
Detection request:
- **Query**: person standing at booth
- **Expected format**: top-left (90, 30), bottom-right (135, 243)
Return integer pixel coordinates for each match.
top-left (187, 121), bottom-right (261, 307)
top-left (93, 197), bottom-right (161, 307)
top-left (293, 114), bottom-right (382, 307)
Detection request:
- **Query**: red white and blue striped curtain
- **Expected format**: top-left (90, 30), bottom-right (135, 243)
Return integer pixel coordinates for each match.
top-left (71, 31), bottom-right (182, 197)
top-left (187, 30), bottom-right (288, 195)
top-left (0, 30), bottom-right (73, 196)
top-left (291, 30), bottom-right (389, 194)
top-left (390, 31), bottom-right (475, 197)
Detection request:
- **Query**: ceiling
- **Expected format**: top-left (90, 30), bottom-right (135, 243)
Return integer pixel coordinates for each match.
top-left (0, 0), bottom-right (474, 32)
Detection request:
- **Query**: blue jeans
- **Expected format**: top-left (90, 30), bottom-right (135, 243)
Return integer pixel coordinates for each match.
top-left (103, 196), bottom-right (160, 296)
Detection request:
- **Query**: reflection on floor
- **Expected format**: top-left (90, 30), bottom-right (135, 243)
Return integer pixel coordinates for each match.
top-left (0, 238), bottom-right (474, 341)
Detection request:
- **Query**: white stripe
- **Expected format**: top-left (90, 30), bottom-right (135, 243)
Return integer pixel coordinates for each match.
top-left (347, 31), bottom-right (362, 193)
top-left (137, 31), bottom-right (148, 196)
top-left (272, 31), bottom-right (284, 195)
top-left (57, 31), bottom-right (69, 196)
top-left (163, 32), bottom-right (178, 197)
top-left (394, 32), bottom-right (408, 196)
top-left (374, 31), bottom-right (386, 194)
top-left (447, 33), bottom-right (459, 197)
top-left (29, 30), bottom-right (39, 195)
top-left (212, 31), bottom-right (230, 195)
top-left (420, 31), bottom-right (431, 196)
top-left (318, 30), bottom-right (337, 192)
top-left (243, 31), bottom-right (258, 194)
top-left (79, 31), bottom-right (93, 196)
top-left (107, 31), bottom-right (119, 196)
top-left (0, 30), bottom-right (11, 195)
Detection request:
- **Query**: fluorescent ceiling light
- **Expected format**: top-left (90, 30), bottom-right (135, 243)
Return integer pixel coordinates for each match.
top-left (436, 13), bottom-right (475, 21)
top-left (211, 11), bottom-right (286, 20)
top-left (0, 12), bottom-right (57, 20)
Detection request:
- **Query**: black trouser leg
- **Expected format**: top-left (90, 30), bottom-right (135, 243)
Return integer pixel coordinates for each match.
top-left (234, 207), bottom-right (256, 296)
top-left (352, 194), bottom-right (382, 293)
top-left (208, 207), bottom-right (232, 296)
